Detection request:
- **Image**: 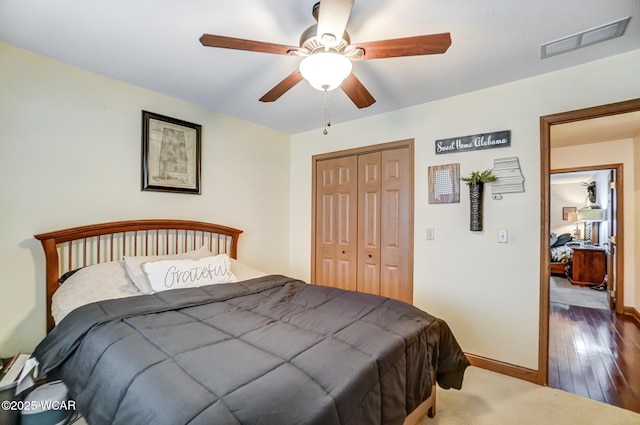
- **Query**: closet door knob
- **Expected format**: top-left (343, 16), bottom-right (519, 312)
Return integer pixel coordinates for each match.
top-left (342, 250), bottom-right (345, 254)
top-left (368, 254), bottom-right (372, 258)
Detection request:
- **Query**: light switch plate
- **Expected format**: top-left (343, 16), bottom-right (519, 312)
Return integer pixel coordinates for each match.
top-left (498, 229), bottom-right (508, 243)
top-left (426, 228), bottom-right (435, 240)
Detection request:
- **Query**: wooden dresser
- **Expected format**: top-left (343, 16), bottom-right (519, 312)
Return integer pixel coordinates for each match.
top-left (568, 246), bottom-right (607, 286)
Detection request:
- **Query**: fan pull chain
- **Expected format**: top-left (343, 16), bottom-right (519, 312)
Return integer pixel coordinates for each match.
top-left (322, 85), bottom-right (331, 135)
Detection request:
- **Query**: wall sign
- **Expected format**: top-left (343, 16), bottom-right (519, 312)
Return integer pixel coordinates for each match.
top-left (435, 130), bottom-right (510, 155)
top-left (491, 156), bottom-right (525, 198)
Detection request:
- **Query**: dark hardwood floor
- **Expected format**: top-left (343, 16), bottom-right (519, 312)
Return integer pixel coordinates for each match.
top-left (549, 301), bottom-right (640, 413)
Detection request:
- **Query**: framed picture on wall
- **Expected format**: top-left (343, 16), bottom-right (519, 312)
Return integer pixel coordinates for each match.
top-left (428, 163), bottom-right (460, 204)
top-left (141, 111), bottom-right (201, 194)
top-left (562, 206), bottom-right (576, 220)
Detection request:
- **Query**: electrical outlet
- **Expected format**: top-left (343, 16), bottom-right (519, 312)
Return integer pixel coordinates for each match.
top-left (498, 229), bottom-right (508, 243)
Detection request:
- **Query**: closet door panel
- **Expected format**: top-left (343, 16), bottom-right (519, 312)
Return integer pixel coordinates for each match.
top-left (357, 152), bottom-right (381, 295)
top-left (380, 148), bottom-right (412, 303)
top-left (315, 156), bottom-right (358, 290)
top-left (382, 264), bottom-right (401, 300)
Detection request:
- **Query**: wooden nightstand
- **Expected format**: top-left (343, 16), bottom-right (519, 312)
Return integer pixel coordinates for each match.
top-left (568, 246), bottom-right (607, 286)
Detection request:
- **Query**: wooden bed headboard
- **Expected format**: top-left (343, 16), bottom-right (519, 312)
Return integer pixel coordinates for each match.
top-left (34, 219), bottom-right (243, 332)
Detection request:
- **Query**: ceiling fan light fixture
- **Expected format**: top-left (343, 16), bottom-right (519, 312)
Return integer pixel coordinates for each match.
top-left (299, 51), bottom-right (352, 91)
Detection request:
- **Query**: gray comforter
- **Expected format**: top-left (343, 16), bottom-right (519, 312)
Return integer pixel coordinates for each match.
top-left (35, 275), bottom-right (469, 425)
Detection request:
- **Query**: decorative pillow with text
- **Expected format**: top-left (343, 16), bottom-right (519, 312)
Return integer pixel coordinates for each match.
top-left (142, 254), bottom-right (237, 292)
top-left (123, 246), bottom-right (213, 294)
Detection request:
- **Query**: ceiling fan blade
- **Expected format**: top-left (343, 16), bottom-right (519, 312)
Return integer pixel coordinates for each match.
top-left (316, 0), bottom-right (354, 47)
top-left (341, 73), bottom-right (375, 109)
top-left (259, 70), bottom-right (304, 102)
top-left (353, 33), bottom-right (452, 60)
top-left (200, 34), bottom-right (299, 55)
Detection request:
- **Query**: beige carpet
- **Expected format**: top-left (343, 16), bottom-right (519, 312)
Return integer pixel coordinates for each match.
top-left (73, 367), bottom-right (640, 425)
top-left (549, 276), bottom-right (609, 310)
top-left (419, 367), bottom-right (640, 425)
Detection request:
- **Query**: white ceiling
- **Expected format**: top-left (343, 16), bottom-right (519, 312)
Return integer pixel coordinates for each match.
top-left (550, 170), bottom-right (603, 185)
top-left (1, 0), bottom-right (639, 135)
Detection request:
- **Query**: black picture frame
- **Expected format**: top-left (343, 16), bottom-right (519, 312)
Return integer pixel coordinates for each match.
top-left (141, 111), bottom-right (201, 194)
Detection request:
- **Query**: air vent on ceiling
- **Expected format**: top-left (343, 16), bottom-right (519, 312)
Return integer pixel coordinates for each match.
top-left (540, 16), bottom-right (630, 59)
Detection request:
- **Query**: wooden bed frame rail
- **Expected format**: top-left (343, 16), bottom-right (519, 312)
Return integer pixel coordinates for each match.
top-left (404, 383), bottom-right (437, 424)
top-left (34, 219), bottom-right (243, 332)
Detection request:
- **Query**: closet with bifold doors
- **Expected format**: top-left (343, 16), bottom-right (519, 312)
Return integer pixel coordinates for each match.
top-left (311, 139), bottom-right (414, 304)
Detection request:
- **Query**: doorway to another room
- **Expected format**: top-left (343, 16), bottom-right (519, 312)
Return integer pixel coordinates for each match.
top-left (547, 166), bottom-right (628, 407)
top-left (540, 99), bottom-right (640, 413)
top-left (549, 168), bottom-right (615, 311)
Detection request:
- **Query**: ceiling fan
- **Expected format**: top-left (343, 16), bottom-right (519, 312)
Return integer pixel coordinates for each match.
top-left (199, 0), bottom-right (451, 109)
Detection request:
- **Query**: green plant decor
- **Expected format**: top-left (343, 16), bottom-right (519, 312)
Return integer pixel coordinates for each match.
top-left (462, 169), bottom-right (496, 231)
top-left (461, 169), bottom-right (497, 185)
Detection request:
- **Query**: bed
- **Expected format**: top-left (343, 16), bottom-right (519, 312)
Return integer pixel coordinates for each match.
top-left (550, 233), bottom-right (573, 276)
top-left (33, 219), bottom-right (469, 425)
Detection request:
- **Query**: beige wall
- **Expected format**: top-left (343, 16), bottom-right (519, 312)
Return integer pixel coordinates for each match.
top-left (2, 38), bottom-right (639, 371)
top-left (289, 49), bottom-right (640, 370)
top-left (0, 42), bottom-right (291, 354)
top-left (552, 139), bottom-right (636, 309)
top-left (550, 171), bottom-right (610, 242)
top-left (550, 182), bottom-right (587, 236)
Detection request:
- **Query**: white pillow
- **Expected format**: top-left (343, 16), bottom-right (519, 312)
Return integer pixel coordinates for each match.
top-left (52, 261), bottom-right (142, 324)
top-left (124, 246), bottom-right (212, 294)
top-left (229, 258), bottom-right (267, 281)
top-left (142, 254), bottom-right (237, 292)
